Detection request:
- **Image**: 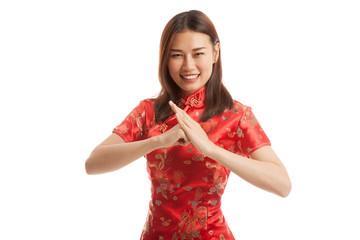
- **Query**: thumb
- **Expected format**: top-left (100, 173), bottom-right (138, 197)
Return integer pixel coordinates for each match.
top-left (177, 129), bottom-right (191, 146)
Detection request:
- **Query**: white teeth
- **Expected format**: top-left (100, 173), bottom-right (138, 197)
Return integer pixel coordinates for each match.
top-left (182, 74), bottom-right (199, 79)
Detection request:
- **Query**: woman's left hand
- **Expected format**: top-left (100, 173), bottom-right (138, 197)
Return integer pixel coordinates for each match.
top-left (169, 101), bottom-right (215, 156)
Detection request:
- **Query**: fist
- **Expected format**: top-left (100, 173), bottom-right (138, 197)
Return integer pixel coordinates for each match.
top-left (157, 124), bottom-right (191, 148)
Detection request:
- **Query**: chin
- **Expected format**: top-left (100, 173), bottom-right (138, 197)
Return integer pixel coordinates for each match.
top-left (180, 85), bottom-right (201, 95)
top-left (174, 77), bottom-right (207, 95)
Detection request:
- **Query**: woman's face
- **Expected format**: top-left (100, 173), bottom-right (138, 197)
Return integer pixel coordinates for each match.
top-left (168, 30), bottom-right (220, 96)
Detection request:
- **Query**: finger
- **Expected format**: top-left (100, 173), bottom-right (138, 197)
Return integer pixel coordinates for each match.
top-left (169, 101), bottom-right (197, 129)
top-left (168, 101), bottom-right (189, 126)
top-left (169, 100), bottom-right (180, 114)
top-left (181, 130), bottom-right (191, 145)
top-left (176, 112), bottom-right (190, 131)
top-left (176, 111), bottom-right (195, 129)
top-left (169, 100), bottom-right (194, 120)
top-left (178, 134), bottom-right (191, 146)
top-left (170, 101), bottom-right (191, 120)
top-left (176, 127), bottom-right (191, 146)
top-left (175, 105), bottom-right (196, 124)
top-left (179, 138), bottom-right (191, 146)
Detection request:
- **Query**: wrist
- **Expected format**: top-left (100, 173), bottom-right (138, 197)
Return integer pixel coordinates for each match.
top-left (203, 140), bottom-right (218, 158)
top-left (150, 135), bottom-right (164, 149)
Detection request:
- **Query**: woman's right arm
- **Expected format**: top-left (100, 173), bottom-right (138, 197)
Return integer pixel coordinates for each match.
top-left (85, 134), bottom-right (159, 174)
top-left (85, 125), bottom-right (189, 175)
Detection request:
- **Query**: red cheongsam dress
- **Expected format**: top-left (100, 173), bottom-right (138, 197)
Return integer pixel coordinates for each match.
top-left (113, 86), bottom-right (271, 240)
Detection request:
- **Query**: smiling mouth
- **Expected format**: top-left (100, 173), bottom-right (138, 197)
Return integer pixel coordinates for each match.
top-left (180, 74), bottom-right (200, 80)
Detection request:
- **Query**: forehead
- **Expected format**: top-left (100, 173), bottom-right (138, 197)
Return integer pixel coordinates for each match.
top-left (171, 31), bottom-right (212, 50)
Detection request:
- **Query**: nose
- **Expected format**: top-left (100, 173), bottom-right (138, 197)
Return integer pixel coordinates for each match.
top-left (182, 55), bottom-right (195, 71)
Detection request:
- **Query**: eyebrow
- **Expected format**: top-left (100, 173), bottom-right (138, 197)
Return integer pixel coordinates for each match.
top-left (170, 47), bottom-right (206, 52)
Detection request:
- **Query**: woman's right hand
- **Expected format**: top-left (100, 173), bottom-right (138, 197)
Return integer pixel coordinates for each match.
top-left (156, 124), bottom-right (191, 148)
top-left (85, 124), bottom-right (190, 175)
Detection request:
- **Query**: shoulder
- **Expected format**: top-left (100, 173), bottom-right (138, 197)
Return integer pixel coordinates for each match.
top-left (136, 98), bottom-right (156, 111)
top-left (124, 98), bottom-right (155, 120)
top-left (137, 98), bottom-right (156, 120)
top-left (227, 100), bottom-right (252, 115)
top-left (233, 99), bottom-right (248, 109)
top-left (139, 98), bottom-right (155, 106)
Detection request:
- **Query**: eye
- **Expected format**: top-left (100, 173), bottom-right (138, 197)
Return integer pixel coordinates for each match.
top-left (171, 54), bottom-right (182, 58)
top-left (194, 52), bottom-right (204, 57)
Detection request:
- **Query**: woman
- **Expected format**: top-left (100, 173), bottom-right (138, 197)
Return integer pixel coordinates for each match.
top-left (85, 10), bottom-right (291, 240)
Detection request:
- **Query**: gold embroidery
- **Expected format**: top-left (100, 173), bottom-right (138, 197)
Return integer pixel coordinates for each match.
top-left (218, 215), bottom-right (224, 224)
top-left (142, 202), bottom-right (154, 235)
top-left (237, 140), bottom-right (243, 153)
top-left (148, 148), bottom-right (168, 171)
top-left (160, 217), bottom-right (172, 227)
top-left (188, 97), bottom-right (202, 107)
top-left (226, 128), bottom-right (236, 138)
top-left (200, 119), bottom-right (217, 134)
top-left (192, 155), bottom-right (204, 162)
top-left (172, 170), bottom-right (184, 185)
top-left (243, 109), bottom-right (259, 128)
top-left (206, 161), bottom-right (219, 169)
top-left (126, 109), bottom-right (146, 139)
top-left (116, 124), bottom-right (129, 134)
top-left (174, 188), bottom-right (208, 239)
top-left (228, 145), bottom-right (235, 153)
top-left (158, 122), bottom-right (168, 133)
top-left (237, 127), bottom-right (244, 138)
top-left (177, 98), bottom-right (186, 108)
top-left (186, 144), bottom-right (196, 153)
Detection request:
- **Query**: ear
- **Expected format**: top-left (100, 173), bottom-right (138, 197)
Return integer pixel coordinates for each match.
top-left (213, 42), bottom-right (220, 63)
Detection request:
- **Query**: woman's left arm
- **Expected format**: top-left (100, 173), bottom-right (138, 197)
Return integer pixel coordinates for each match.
top-left (169, 101), bottom-right (292, 198)
top-left (207, 145), bottom-right (292, 198)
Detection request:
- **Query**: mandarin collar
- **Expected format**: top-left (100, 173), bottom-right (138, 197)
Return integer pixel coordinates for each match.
top-left (177, 86), bottom-right (206, 109)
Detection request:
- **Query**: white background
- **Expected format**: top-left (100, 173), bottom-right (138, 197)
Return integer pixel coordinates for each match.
top-left (1, 0), bottom-right (359, 239)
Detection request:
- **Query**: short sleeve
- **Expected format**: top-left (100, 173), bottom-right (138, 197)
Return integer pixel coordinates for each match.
top-left (112, 101), bottom-right (148, 143)
top-left (236, 107), bottom-right (271, 157)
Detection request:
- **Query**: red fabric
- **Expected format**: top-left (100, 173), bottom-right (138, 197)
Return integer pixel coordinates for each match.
top-left (113, 86), bottom-right (271, 239)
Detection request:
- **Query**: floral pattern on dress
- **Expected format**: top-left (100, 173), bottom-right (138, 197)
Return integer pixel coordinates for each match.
top-left (113, 86), bottom-right (271, 240)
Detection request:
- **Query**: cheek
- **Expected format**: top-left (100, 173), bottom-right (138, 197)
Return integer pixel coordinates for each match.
top-left (198, 60), bottom-right (214, 74)
top-left (168, 61), bottom-right (180, 75)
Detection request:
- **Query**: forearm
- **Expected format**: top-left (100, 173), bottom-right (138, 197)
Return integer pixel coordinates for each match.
top-left (207, 144), bottom-right (291, 197)
top-left (85, 137), bottom-right (160, 175)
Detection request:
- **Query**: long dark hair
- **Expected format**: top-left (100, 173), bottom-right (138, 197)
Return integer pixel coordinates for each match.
top-left (155, 10), bottom-right (233, 123)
